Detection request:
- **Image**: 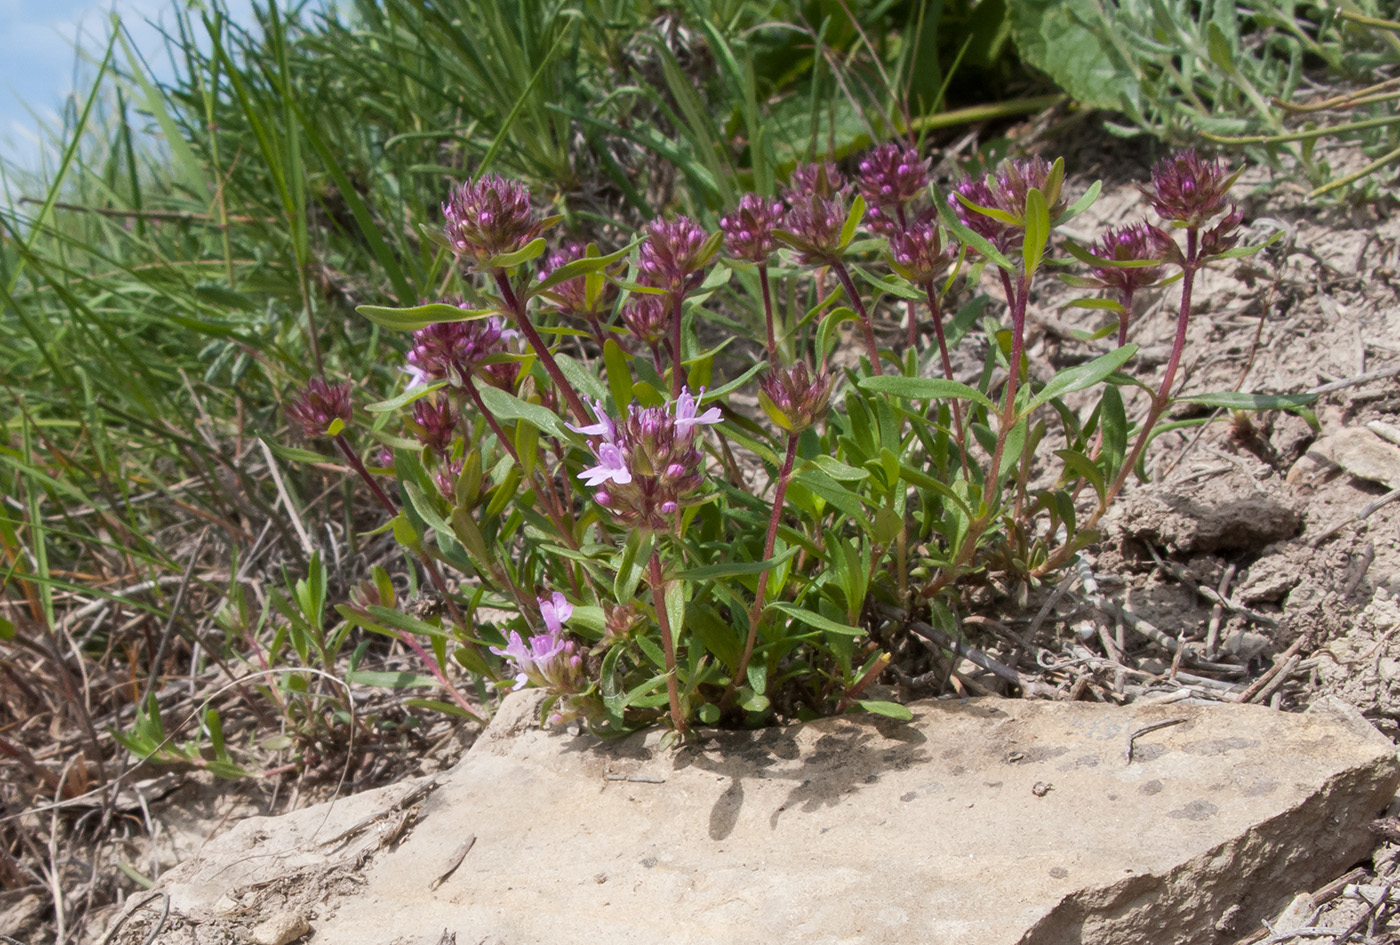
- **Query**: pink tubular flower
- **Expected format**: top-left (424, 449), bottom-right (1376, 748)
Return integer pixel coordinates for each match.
top-left (572, 387), bottom-right (720, 530)
top-left (719, 194), bottom-right (786, 263)
top-left (491, 592), bottom-right (583, 693)
top-left (443, 174), bottom-right (543, 265)
top-left (287, 378), bottom-right (353, 439)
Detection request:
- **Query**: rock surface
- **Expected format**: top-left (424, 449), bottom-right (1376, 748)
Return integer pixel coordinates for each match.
top-left (114, 694), bottom-right (1399, 945)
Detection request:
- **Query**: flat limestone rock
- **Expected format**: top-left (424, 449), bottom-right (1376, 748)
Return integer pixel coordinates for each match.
top-left (121, 695), bottom-right (1399, 945)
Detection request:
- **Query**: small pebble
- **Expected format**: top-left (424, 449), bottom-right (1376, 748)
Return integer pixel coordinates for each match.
top-left (250, 911), bottom-right (311, 945)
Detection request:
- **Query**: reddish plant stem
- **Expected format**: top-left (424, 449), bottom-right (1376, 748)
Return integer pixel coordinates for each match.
top-left (332, 433), bottom-right (490, 670)
top-left (392, 629), bottom-right (484, 721)
top-left (831, 261), bottom-right (883, 375)
top-left (923, 281), bottom-right (969, 478)
top-left (647, 548), bottom-right (687, 733)
top-left (1037, 229), bottom-right (1202, 576)
top-left (758, 264), bottom-right (776, 359)
top-left (463, 378), bottom-right (578, 551)
top-left (670, 291), bottom-right (685, 397)
top-left (984, 271), bottom-right (1030, 501)
top-left (726, 432), bottom-right (799, 705)
top-left (492, 270), bottom-right (590, 425)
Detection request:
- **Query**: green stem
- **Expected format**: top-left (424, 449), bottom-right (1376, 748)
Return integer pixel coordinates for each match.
top-left (726, 432), bottom-right (799, 706)
top-left (647, 548), bottom-right (686, 733)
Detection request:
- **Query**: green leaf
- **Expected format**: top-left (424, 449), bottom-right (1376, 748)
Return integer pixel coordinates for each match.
top-left (806, 455), bottom-right (869, 482)
top-left (859, 375), bottom-right (996, 411)
top-left (356, 302), bottom-right (496, 331)
top-left (1022, 345), bottom-right (1139, 416)
top-left (856, 700), bottom-right (913, 720)
top-left (1174, 391), bottom-right (1318, 413)
top-left (531, 241), bottom-right (638, 296)
top-left (1055, 448), bottom-right (1106, 501)
top-left (262, 438), bottom-right (335, 465)
top-left (1006, 0), bottom-right (1142, 112)
top-left (1022, 188), bottom-right (1050, 278)
top-left (476, 386), bottom-right (568, 439)
top-left (346, 670), bottom-right (440, 688)
top-left (1206, 21), bottom-right (1236, 75)
top-left (676, 546), bottom-right (799, 581)
top-left (769, 602), bottom-right (864, 637)
top-left (839, 194), bottom-right (866, 250)
top-left (366, 382), bottom-right (447, 414)
top-left (603, 339), bottom-right (634, 411)
top-left (486, 237), bottom-right (548, 270)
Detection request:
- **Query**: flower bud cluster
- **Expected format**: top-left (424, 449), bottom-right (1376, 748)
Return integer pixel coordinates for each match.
top-left (287, 378), bottom-right (353, 439)
top-left (410, 396), bottom-right (457, 454)
top-left (858, 142), bottom-right (930, 235)
top-left (1086, 221), bottom-right (1177, 299)
top-left (758, 361), bottom-right (834, 432)
top-left (949, 156), bottom-right (1065, 254)
top-left (538, 241), bottom-right (605, 319)
top-left (443, 174), bottom-right (543, 265)
top-left (1144, 149), bottom-right (1237, 229)
top-left (405, 305), bottom-right (516, 391)
top-left (620, 291), bottom-right (669, 348)
top-left (719, 194), bottom-right (786, 263)
top-left (889, 217), bottom-right (955, 285)
top-left (781, 163), bottom-right (851, 264)
top-left (638, 216), bottom-right (710, 296)
top-left (569, 388), bottom-right (721, 531)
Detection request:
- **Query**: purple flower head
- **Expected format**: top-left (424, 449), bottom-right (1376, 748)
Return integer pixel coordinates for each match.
top-left (1087, 221), bottom-right (1177, 298)
top-left (858, 143), bottom-right (930, 228)
top-left (619, 289), bottom-right (670, 348)
top-left (490, 593), bottom-right (584, 694)
top-left (410, 396), bottom-right (458, 454)
top-left (782, 193), bottom-right (849, 264)
top-left (787, 161), bottom-right (847, 200)
top-left (949, 156), bottom-right (1067, 255)
top-left (889, 215), bottom-right (955, 284)
top-left (1144, 149), bottom-right (1237, 228)
top-left (759, 361), bottom-right (834, 433)
top-left (719, 193), bottom-right (786, 263)
top-left (443, 174), bottom-right (543, 265)
top-left (638, 216), bottom-right (711, 297)
top-left (572, 387), bottom-right (719, 530)
top-left (948, 174), bottom-right (1012, 252)
top-left (992, 156), bottom-right (1065, 220)
top-left (287, 378), bottom-right (353, 439)
top-left (406, 304), bottom-right (513, 390)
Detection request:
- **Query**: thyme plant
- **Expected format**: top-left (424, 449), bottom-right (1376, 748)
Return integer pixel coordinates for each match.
top-left (285, 147), bottom-right (1311, 735)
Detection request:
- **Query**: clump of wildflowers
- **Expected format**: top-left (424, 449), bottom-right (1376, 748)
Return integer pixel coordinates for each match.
top-left (287, 378), bottom-right (353, 439)
top-left (570, 388), bottom-right (721, 531)
top-left (443, 174), bottom-right (543, 265)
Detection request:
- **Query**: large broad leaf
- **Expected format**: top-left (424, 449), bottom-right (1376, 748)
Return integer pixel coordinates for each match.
top-left (1006, 0), bottom-right (1142, 112)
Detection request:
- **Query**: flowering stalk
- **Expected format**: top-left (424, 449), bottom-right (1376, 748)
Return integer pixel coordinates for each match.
top-left (647, 549), bottom-right (686, 733)
top-left (923, 281), bottom-right (969, 477)
top-left (726, 430), bottom-right (799, 707)
top-left (830, 261), bottom-right (883, 375)
top-left (491, 271), bottom-right (590, 426)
